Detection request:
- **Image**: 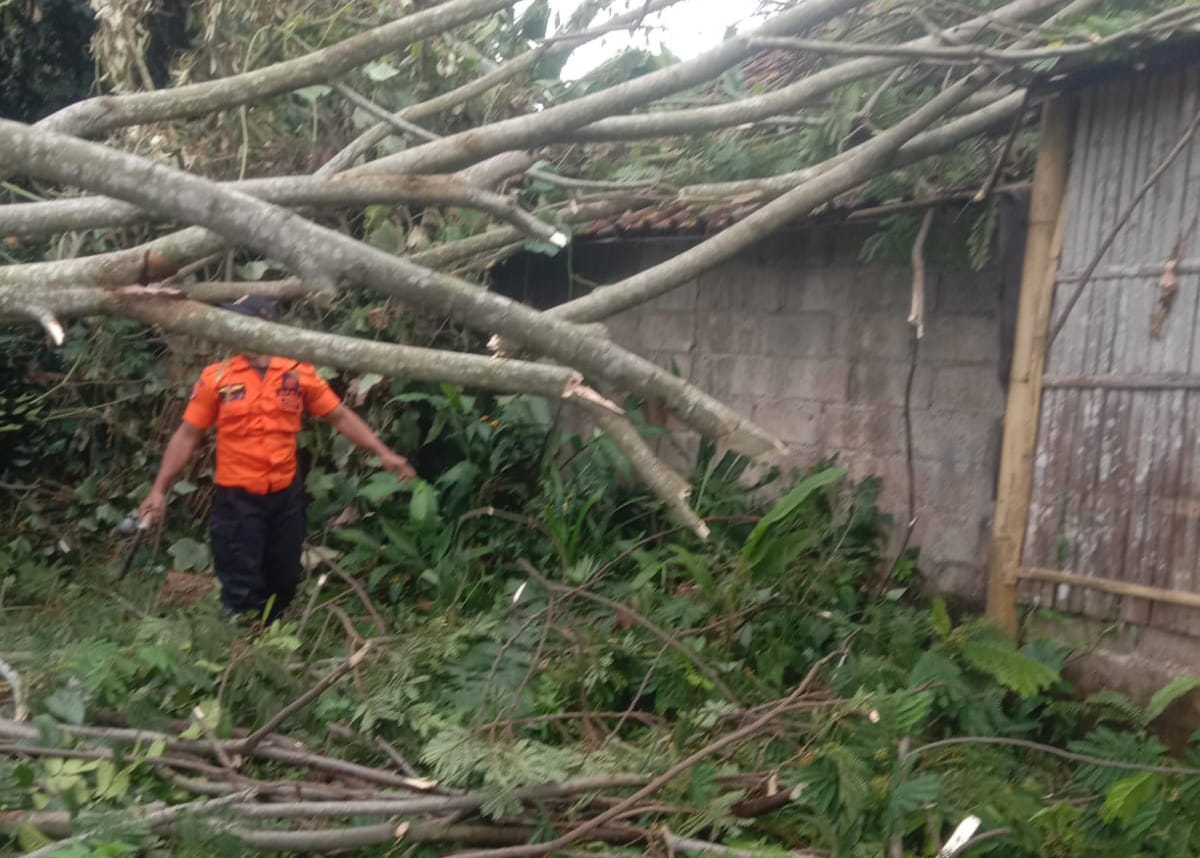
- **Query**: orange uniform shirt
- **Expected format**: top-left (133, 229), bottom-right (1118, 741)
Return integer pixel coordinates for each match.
top-left (182, 356), bottom-right (341, 494)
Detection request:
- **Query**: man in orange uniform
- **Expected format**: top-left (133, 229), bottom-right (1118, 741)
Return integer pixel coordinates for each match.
top-left (139, 298), bottom-right (414, 620)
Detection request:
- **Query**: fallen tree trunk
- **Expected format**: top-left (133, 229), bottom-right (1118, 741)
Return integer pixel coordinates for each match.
top-left (0, 119), bottom-right (782, 458)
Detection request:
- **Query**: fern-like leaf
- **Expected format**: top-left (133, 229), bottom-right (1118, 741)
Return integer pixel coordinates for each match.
top-left (889, 690), bottom-right (933, 735)
top-left (1085, 689), bottom-right (1145, 727)
top-left (1069, 728), bottom-right (1167, 794)
top-left (826, 744), bottom-right (870, 822)
top-left (884, 773), bottom-right (940, 834)
top-left (908, 651), bottom-right (966, 699)
top-left (967, 203), bottom-right (998, 271)
top-left (961, 640), bottom-right (1058, 698)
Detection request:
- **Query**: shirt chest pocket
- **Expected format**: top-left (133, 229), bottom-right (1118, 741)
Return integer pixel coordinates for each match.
top-left (216, 395), bottom-right (252, 430)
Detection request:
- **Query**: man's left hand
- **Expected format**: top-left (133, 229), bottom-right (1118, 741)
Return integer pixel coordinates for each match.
top-left (380, 451), bottom-right (416, 480)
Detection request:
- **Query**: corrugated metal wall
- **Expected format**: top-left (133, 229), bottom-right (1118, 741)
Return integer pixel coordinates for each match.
top-left (1020, 64), bottom-right (1200, 633)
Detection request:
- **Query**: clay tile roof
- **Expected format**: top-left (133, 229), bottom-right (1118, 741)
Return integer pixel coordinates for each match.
top-left (581, 199), bottom-right (770, 237)
top-left (735, 48), bottom-right (820, 91)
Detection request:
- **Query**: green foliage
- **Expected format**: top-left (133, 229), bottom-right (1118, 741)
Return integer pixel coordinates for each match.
top-left (1101, 772), bottom-right (1159, 826)
top-left (1146, 676), bottom-right (1200, 724)
top-left (968, 202), bottom-right (999, 271)
top-left (168, 537), bottom-right (210, 571)
top-left (0, 0), bottom-right (96, 121)
top-left (741, 466), bottom-right (846, 569)
top-left (1, 4), bottom-right (1197, 853)
top-left (4, 390), bottom-right (1200, 856)
top-left (960, 638), bottom-right (1059, 698)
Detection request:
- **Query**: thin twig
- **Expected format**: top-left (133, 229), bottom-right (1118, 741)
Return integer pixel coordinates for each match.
top-left (449, 650), bottom-right (841, 858)
top-left (331, 82), bottom-right (440, 142)
top-left (297, 572), bottom-right (330, 637)
top-left (973, 90), bottom-right (1030, 202)
top-left (320, 557), bottom-right (388, 635)
top-left (457, 506), bottom-right (566, 562)
top-left (475, 710), bottom-right (664, 734)
top-left (494, 598), bottom-right (561, 738)
top-left (888, 737), bottom-right (912, 858)
top-left (472, 606), bottom-right (551, 729)
top-left (906, 735), bottom-right (1200, 776)
top-left (327, 602), bottom-right (369, 647)
top-left (239, 644), bottom-right (372, 754)
top-left (750, 8), bottom-right (1199, 63)
top-left (516, 559), bottom-right (739, 704)
top-left (160, 251), bottom-right (226, 284)
top-left (375, 735), bottom-right (421, 779)
top-left (0, 723), bottom-right (435, 792)
top-left (233, 819), bottom-right (642, 852)
top-left (603, 644), bottom-right (669, 748)
top-left (192, 705), bottom-right (240, 771)
top-left (856, 67), bottom-right (905, 131)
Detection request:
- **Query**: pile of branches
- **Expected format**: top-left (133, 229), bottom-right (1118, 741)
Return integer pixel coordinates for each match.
top-left (5, 456), bottom-right (1200, 856)
top-left (0, 0), bottom-right (1195, 534)
top-left (0, 648), bottom-right (836, 856)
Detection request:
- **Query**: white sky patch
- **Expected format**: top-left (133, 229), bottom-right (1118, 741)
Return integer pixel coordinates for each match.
top-left (515, 0), bottom-right (771, 80)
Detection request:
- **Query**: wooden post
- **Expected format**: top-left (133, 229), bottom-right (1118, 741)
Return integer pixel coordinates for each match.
top-left (985, 97), bottom-right (1074, 636)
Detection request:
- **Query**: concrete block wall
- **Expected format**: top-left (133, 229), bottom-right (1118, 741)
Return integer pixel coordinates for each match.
top-left (497, 215), bottom-right (1024, 604)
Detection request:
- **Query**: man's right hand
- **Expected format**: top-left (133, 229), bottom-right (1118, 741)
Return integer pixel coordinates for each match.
top-left (139, 488), bottom-right (167, 527)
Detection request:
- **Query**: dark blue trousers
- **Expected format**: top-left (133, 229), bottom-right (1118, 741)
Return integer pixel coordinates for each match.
top-left (209, 477), bottom-right (305, 620)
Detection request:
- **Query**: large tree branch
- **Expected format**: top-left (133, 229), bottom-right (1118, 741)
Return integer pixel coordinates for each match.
top-left (351, 0), bottom-right (867, 176)
top-left (0, 289), bottom-right (575, 396)
top-left (543, 0), bottom-right (1099, 324)
top-left (0, 121), bottom-right (780, 456)
top-left (677, 89), bottom-right (1027, 201)
top-left (552, 0), bottom-right (1062, 143)
top-left (450, 652), bottom-right (835, 858)
top-left (2, 281), bottom-right (711, 536)
top-left (0, 0), bottom-right (846, 302)
top-left (322, 0), bottom-right (692, 174)
top-left (174, 279), bottom-right (310, 303)
top-left (0, 175), bottom-right (564, 245)
top-left (0, 227), bottom-right (228, 291)
top-left (36, 0), bottom-right (515, 138)
top-left (0, 197), bottom-right (638, 292)
top-left (548, 72), bottom-right (999, 325)
top-left (408, 198), bottom-right (646, 270)
top-left (573, 401), bottom-right (710, 539)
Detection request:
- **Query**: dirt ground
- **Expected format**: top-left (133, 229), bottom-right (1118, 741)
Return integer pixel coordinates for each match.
top-left (156, 570), bottom-right (214, 607)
